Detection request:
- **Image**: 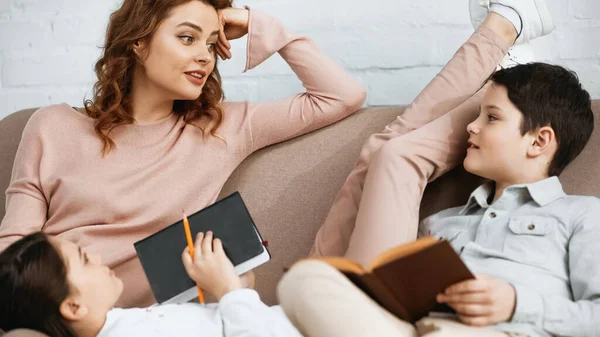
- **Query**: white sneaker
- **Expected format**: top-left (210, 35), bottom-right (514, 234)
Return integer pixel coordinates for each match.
top-left (469, 0), bottom-right (537, 70)
top-left (469, 0), bottom-right (489, 31)
top-left (497, 44), bottom-right (535, 69)
top-left (469, 0), bottom-right (555, 44)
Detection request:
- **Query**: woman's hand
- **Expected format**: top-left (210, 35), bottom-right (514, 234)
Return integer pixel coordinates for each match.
top-left (182, 231), bottom-right (243, 301)
top-left (216, 8), bottom-right (249, 60)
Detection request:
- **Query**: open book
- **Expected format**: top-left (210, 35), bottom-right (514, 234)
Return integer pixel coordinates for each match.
top-left (316, 237), bottom-right (474, 323)
top-left (134, 192), bottom-right (271, 304)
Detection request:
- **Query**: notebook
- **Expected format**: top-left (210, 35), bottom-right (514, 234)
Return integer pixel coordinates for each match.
top-left (134, 192), bottom-right (271, 304)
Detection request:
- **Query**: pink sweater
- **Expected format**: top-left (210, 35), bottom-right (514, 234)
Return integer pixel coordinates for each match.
top-left (0, 9), bottom-right (365, 307)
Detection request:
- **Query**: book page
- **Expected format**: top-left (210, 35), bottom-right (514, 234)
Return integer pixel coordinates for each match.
top-left (319, 257), bottom-right (365, 275)
top-left (366, 236), bottom-right (439, 272)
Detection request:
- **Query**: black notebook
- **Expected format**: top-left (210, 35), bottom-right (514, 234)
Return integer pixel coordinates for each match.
top-left (134, 192), bottom-right (271, 304)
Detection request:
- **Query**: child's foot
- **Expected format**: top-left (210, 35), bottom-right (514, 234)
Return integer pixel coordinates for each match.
top-left (470, 0), bottom-right (555, 44)
top-left (469, 0), bottom-right (489, 31)
top-left (497, 44), bottom-right (535, 69)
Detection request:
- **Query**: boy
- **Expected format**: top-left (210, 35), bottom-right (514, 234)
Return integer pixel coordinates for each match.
top-left (278, 1), bottom-right (599, 337)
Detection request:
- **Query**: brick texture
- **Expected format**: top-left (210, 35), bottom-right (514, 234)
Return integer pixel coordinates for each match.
top-left (0, 0), bottom-right (599, 119)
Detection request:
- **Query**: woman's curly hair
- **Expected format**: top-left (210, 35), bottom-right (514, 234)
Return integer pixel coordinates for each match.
top-left (84, 0), bottom-right (233, 153)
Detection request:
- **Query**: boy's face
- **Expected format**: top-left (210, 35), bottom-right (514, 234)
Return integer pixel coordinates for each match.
top-left (464, 83), bottom-right (535, 183)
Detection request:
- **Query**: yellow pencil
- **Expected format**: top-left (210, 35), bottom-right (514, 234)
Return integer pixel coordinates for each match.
top-left (183, 211), bottom-right (205, 304)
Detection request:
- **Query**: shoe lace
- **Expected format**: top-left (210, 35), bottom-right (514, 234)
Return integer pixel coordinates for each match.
top-left (498, 48), bottom-right (525, 69)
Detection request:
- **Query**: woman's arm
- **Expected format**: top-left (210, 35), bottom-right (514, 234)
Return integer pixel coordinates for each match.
top-left (223, 8), bottom-right (366, 154)
top-left (0, 110), bottom-right (48, 252)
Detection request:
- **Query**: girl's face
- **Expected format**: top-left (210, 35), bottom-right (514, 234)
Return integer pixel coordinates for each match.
top-left (53, 238), bottom-right (123, 316)
top-left (135, 1), bottom-right (221, 101)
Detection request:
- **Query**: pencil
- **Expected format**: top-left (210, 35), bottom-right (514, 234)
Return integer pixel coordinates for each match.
top-left (182, 210), bottom-right (205, 304)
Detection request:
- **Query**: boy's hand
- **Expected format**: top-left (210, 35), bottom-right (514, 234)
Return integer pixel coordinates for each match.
top-left (182, 231), bottom-right (242, 301)
top-left (436, 275), bottom-right (516, 326)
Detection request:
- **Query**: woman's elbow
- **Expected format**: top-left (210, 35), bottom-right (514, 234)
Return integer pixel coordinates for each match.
top-left (342, 85), bottom-right (367, 114)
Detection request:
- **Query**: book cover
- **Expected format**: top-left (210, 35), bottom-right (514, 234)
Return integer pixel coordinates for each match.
top-left (134, 192), bottom-right (270, 304)
top-left (316, 237), bottom-right (474, 322)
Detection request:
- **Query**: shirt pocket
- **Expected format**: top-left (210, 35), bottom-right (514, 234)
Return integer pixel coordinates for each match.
top-left (503, 216), bottom-right (556, 266)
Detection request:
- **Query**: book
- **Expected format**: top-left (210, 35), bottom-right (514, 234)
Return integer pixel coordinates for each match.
top-left (313, 237), bottom-right (474, 323)
top-left (134, 192), bottom-right (271, 304)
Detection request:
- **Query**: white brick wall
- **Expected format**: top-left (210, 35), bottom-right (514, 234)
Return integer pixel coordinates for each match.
top-left (0, 0), bottom-right (599, 119)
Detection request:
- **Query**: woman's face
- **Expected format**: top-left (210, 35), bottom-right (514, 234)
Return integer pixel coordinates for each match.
top-left (53, 238), bottom-right (123, 315)
top-left (136, 1), bottom-right (221, 101)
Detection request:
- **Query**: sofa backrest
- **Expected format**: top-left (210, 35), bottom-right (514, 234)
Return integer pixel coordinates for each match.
top-left (1, 100), bottom-right (599, 306)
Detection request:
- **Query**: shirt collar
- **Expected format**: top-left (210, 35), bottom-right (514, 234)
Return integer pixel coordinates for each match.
top-left (459, 176), bottom-right (566, 214)
top-left (520, 176), bottom-right (566, 206)
top-left (460, 182), bottom-right (494, 214)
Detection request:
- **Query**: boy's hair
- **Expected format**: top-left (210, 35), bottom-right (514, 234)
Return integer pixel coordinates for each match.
top-left (0, 232), bottom-right (76, 337)
top-left (490, 63), bottom-right (594, 177)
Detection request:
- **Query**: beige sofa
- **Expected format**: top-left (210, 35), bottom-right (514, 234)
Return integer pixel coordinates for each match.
top-left (1, 100), bottom-right (600, 336)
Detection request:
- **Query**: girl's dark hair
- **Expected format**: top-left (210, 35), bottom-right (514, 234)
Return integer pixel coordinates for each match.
top-left (0, 232), bottom-right (76, 337)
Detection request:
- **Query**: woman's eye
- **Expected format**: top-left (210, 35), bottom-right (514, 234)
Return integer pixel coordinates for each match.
top-left (487, 114), bottom-right (498, 121)
top-left (179, 35), bottom-right (194, 44)
top-left (207, 42), bottom-right (216, 50)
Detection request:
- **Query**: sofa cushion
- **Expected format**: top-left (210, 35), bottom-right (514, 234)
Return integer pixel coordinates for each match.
top-left (219, 100), bottom-right (600, 304)
top-left (1, 101), bottom-right (599, 306)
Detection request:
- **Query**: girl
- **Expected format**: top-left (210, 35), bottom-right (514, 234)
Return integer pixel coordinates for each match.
top-left (0, 0), bottom-right (365, 308)
top-left (0, 231), bottom-right (303, 336)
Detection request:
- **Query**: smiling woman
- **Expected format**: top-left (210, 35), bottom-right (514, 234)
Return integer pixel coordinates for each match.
top-left (0, 0), bottom-right (366, 313)
top-left (86, 0), bottom-right (233, 153)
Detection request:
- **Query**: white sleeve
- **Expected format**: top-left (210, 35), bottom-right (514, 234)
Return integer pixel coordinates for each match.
top-left (219, 289), bottom-right (302, 337)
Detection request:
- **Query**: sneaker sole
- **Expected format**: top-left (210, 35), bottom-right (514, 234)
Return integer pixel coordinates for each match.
top-left (533, 0), bottom-right (555, 35)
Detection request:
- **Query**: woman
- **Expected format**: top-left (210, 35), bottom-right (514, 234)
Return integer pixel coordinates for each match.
top-left (0, 0), bottom-right (366, 307)
top-left (0, 232), bottom-right (302, 336)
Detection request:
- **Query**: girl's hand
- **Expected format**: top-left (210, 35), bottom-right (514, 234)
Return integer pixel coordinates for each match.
top-left (240, 270), bottom-right (256, 289)
top-left (215, 8), bottom-right (249, 60)
top-left (182, 231), bottom-right (242, 301)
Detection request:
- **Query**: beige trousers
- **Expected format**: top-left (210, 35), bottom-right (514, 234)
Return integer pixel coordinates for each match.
top-left (279, 260), bottom-right (523, 337)
top-left (309, 26), bottom-right (511, 266)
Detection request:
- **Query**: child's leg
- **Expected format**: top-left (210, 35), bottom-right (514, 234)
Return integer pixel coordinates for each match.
top-left (278, 260), bottom-right (418, 337)
top-left (279, 263), bottom-right (524, 337)
top-left (346, 89), bottom-right (485, 264)
top-left (311, 18), bottom-right (512, 258)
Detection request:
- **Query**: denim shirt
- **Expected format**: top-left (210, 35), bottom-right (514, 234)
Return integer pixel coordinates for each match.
top-left (420, 176), bottom-right (600, 337)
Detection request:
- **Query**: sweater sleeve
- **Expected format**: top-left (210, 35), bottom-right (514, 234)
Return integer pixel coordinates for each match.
top-left (0, 111), bottom-right (48, 252)
top-left (510, 205), bottom-right (600, 337)
top-left (239, 8), bottom-right (366, 153)
top-left (219, 289), bottom-right (302, 337)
